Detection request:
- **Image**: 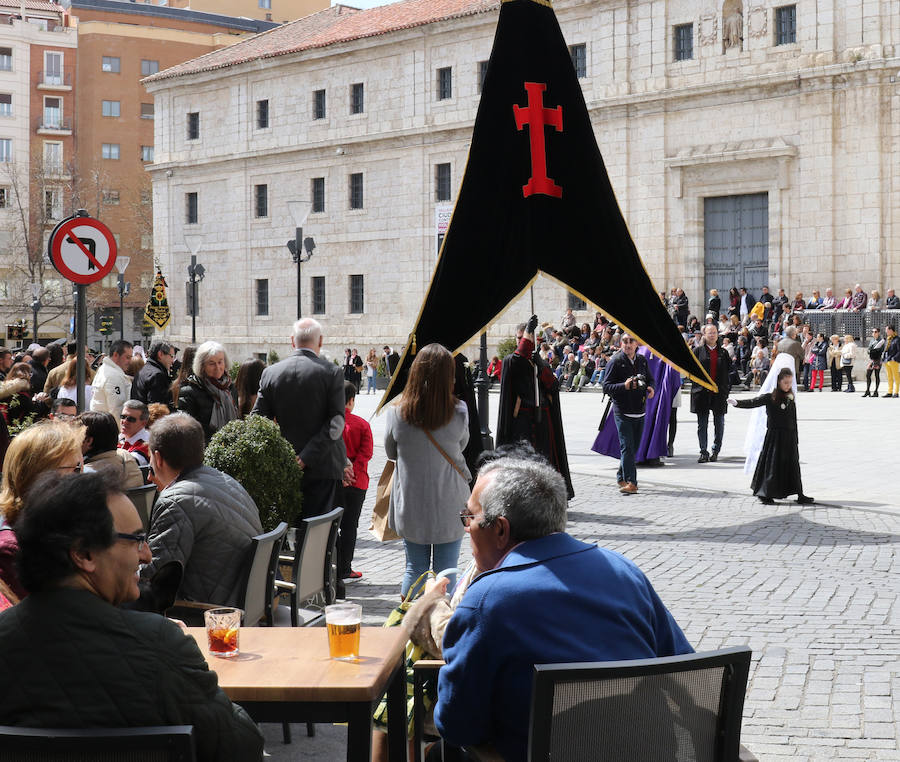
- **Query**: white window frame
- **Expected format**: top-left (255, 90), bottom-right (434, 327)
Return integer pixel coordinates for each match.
top-left (44, 50), bottom-right (62, 85)
top-left (43, 96), bottom-right (62, 129)
top-left (43, 141), bottom-right (62, 173)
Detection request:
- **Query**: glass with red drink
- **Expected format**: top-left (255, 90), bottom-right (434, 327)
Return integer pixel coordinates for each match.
top-left (204, 607), bottom-right (242, 658)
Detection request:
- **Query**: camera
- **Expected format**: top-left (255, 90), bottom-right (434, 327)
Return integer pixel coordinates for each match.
top-left (630, 373), bottom-right (647, 390)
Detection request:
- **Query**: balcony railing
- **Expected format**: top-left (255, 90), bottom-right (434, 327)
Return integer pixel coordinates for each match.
top-left (35, 116), bottom-right (72, 133)
top-left (37, 70), bottom-right (72, 88)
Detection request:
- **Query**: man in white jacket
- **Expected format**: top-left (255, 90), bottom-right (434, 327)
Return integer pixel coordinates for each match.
top-left (90, 340), bottom-right (133, 420)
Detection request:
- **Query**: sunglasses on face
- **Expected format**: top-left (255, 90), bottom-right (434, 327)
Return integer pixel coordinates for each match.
top-left (120, 415), bottom-right (139, 423)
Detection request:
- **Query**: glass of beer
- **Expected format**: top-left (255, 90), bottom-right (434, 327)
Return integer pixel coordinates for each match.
top-left (204, 607), bottom-right (242, 658)
top-left (325, 603), bottom-right (361, 660)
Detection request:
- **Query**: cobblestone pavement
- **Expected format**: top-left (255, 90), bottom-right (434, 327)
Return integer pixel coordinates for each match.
top-left (263, 388), bottom-right (900, 760)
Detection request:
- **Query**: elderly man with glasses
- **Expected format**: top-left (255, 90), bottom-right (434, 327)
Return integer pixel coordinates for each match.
top-left (0, 469), bottom-right (263, 760)
top-left (436, 451), bottom-right (691, 760)
top-left (602, 332), bottom-right (655, 493)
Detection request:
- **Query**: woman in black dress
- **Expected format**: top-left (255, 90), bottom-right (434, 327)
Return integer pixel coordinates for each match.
top-left (728, 367), bottom-right (814, 505)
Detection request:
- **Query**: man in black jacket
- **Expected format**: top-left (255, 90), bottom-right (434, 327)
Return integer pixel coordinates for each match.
top-left (133, 341), bottom-right (176, 405)
top-left (0, 470), bottom-right (263, 761)
top-left (252, 318), bottom-right (349, 518)
top-left (691, 325), bottom-right (732, 462)
top-left (602, 334), bottom-right (655, 494)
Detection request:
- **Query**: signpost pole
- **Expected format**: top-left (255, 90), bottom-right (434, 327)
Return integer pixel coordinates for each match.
top-left (75, 284), bottom-right (86, 413)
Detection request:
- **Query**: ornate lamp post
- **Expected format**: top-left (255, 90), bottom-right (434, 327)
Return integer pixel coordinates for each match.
top-left (184, 235), bottom-right (205, 344)
top-left (115, 255), bottom-right (131, 342)
top-left (286, 201), bottom-right (315, 320)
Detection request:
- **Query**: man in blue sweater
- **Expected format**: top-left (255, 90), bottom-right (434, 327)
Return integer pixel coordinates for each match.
top-left (435, 452), bottom-right (692, 761)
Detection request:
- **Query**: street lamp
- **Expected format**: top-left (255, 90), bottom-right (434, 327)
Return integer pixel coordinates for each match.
top-left (115, 256), bottom-right (131, 342)
top-left (117, 276), bottom-right (131, 342)
top-left (473, 332), bottom-right (494, 450)
top-left (286, 200), bottom-right (315, 320)
top-left (30, 283), bottom-right (41, 344)
top-left (184, 235), bottom-right (205, 344)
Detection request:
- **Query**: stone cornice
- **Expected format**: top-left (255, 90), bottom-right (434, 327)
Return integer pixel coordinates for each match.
top-left (145, 123), bottom-right (476, 173)
top-left (592, 57), bottom-right (900, 111)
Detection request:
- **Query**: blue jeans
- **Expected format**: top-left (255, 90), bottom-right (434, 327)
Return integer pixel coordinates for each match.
top-left (697, 409), bottom-right (725, 455)
top-left (613, 411), bottom-right (645, 485)
top-left (366, 375), bottom-right (376, 393)
top-left (590, 368), bottom-right (605, 385)
top-left (401, 539), bottom-right (462, 596)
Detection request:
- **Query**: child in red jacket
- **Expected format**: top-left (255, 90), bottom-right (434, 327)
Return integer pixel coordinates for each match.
top-left (339, 381), bottom-right (373, 583)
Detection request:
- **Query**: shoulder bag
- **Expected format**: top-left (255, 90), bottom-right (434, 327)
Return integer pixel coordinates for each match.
top-left (424, 430), bottom-right (468, 484)
top-left (369, 459), bottom-right (400, 542)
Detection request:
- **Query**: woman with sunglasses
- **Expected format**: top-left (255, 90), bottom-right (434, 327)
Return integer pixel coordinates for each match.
top-left (0, 420), bottom-right (84, 599)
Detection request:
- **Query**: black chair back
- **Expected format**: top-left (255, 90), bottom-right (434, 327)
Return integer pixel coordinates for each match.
top-left (236, 521), bottom-right (288, 626)
top-left (0, 725), bottom-right (195, 761)
top-left (528, 647), bottom-right (752, 762)
top-left (126, 483), bottom-right (157, 533)
top-left (276, 507), bottom-right (343, 626)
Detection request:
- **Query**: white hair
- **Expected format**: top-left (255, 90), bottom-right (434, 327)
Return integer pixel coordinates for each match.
top-left (293, 318), bottom-right (322, 348)
top-left (478, 456), bottom-right (567, 540)
top-left (193, 341), bottom-right (228, 377)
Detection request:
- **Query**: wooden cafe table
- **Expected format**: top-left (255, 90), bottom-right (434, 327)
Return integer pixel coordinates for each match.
top-left (189, 626), bottom-right (409, 762)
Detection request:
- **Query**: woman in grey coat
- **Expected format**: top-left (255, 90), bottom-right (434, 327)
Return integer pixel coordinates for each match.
top-left (385, 343), bottom-right (471, 595)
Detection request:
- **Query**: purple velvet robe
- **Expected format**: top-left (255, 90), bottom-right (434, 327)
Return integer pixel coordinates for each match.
top-left (592, 347), bottom-right (682, 462)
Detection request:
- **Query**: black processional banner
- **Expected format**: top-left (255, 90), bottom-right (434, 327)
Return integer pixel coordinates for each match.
top-left (378, 0), bottom-right (714, 410)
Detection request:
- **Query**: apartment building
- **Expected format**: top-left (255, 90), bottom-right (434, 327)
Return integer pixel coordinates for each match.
top-left (0, 0), bottom-right (76, 342)
top-left (69, 0), bottom-right (277, 343)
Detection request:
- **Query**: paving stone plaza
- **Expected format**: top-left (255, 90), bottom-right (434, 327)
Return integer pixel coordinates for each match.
top-left (263, 386), bottom-right (900, 760)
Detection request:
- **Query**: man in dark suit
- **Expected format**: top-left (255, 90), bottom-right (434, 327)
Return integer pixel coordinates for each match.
top-left (252, 318), bottom-right (349, 518)
top-left (690, 324), bottom-right (732, 463)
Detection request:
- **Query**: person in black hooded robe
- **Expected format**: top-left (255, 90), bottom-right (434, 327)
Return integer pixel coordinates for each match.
top-left (496, 315), bottom-right (574, 499)
top-left (454, 353), bottom-right (484, 486)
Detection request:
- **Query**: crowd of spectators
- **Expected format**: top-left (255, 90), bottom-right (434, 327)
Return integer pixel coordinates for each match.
top-left (509, 281), bottom-right (898, 397)
top-left (659, 283), bottom-right (899, 393)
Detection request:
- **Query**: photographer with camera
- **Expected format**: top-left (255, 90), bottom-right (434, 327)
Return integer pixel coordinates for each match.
top-left (602, 333), bottom-right (654, 494)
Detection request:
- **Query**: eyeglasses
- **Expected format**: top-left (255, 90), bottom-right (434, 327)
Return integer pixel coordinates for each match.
top-left (120, 414), bottom-right (139, 423)
top-left (116, 531), bottom-right (148, 551)
top-left (56, 463), bottom-right (82, 473)
top-left (459, 509), bottom-right (478, 528)
top-left (621, 338), bottom-right (636, 344)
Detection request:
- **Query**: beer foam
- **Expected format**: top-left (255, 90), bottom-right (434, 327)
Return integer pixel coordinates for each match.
top-left (328, 614), bottom-right (361, 626)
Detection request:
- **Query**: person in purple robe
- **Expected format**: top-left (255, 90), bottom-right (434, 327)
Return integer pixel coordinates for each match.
top-left (593, 346), bottom-right (682, 464)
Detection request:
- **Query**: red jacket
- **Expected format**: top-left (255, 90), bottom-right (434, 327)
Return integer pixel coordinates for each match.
top-left (343, 411), bottom-right (373, 491)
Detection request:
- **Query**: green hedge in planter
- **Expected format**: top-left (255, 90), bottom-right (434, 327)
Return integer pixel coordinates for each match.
top-left (204, 415), bottom-right (302, 532)
top-left (497, 337), bottom-right (518, 360)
